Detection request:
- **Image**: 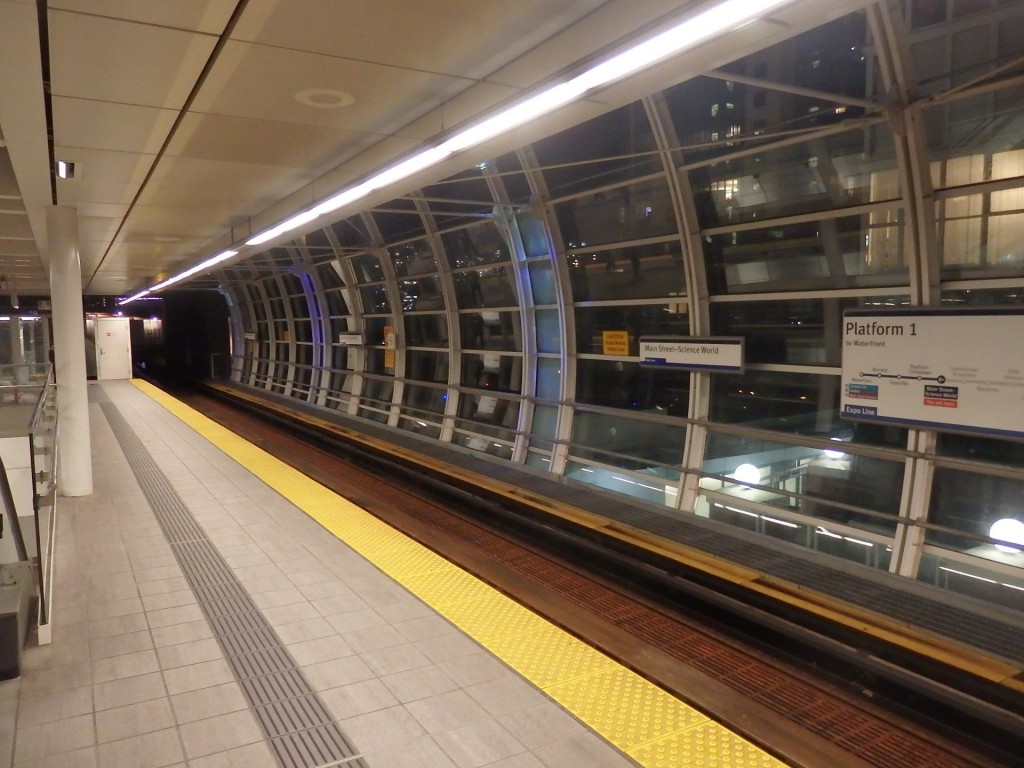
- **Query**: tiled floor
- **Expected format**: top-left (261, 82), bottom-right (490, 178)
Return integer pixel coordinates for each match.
top-left (0, 381), bottom-right (639, 768)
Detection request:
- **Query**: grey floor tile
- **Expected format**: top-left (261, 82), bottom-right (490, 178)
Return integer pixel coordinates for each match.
top-left (91, 648), bottom-right (161, 683)
top-left (533, 732), bottom-right (639, 768)
top-left (13, 713), bottom-right (94, 764)
top-left (149, 619), bottom-right (215, 648)
top-left (0, 677), bottom-right (17, 766)
top-left (89, 629), bottom-right (154, 661)
top-left (93, 671), bottom-right (167, 711)
top-left (341, 623), bottom-right (408, 654)
top-left (155, 638), bottom-right (223, 670)
top-left (11, 745), bottom-right (98, 768)
top-left (380, 664), bottom-right (460, 704)
top-left (338, 704), bottom-right (427, 754)
top-left (162, 658), bottom-right (236, 696)
top-left (87, 612), bottom-right (148, 639)
top-left (437, 649), bottom-right (512, 686)
top-left (303, 655), bottom-right (377, 691)
top-left (136, 577), bottom-right (190, 598)
top-left (286, 635), bottom-right (354, 666)
top-left (363, 736), bottom-right (458, 768)
top-left (185, 741), bottom-right (279, 768)
top-left (140, 589), bottom-right (198, 612)
top-left (170, 682), bottom-right (249, 725)
top-left (145, 603), bottom-right (206, 629)
top-left (406, 689), bottom-right (490, 734)
top-left (273, 617), bottom-right (336, 644)
top-left (433, 719), bottom-right (529, 768)
top-left (497, 702), bottom-right (588, 750)
top-left (177, 709), bottom-right (264, 760)
top-left (14, 684), bottom-right (92, 729)
top-left (95, 727), bottom-right (185, 768)
top-left (95, 697), bottom-right (175, 743)
top-left (320, 678), bottom-right (400, 720)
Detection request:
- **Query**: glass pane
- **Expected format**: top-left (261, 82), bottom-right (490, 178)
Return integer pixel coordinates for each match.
top-left (460, 311), bottom-right (521, 351)
top-left (405, 350), bottom-right (448, 384)
top-left (928, 465), bottom-right (1024, 557)
top-left (576, 359), bottom-right (690, 414)
top-left (709, 369), bottom-right (909, 447)
top-left (458, 393), bottom-right (520, 430)
top-left (711, 298), bottom-right (866, 367)
top-left (323, 288), bottom-right (349, 316)
top-left (516, 212), bottom-right (551, 259)
top-left (917, 551), bottom-right (1023, 611)
top-left (703, 430), bottom-right (902, 536)
top-left (442, 219), bottom-right (512, 269)
top-left (668, 14), bottom-right (869, 162)
top-left (526, 450), bottom-right (553, 471)
top-left (365, 348), bottom-right (393, 375)
top-left (359, 285), bottom-right (390, 313)
top-left (536, 309), bottom-right (560, 354)
top-left (404, 313), bottom-right (449, 348)
top-left (350, 253), bottom-right (384, 283)
top-left (531, 404), bottom-right (558, 442)
top-left (372, 199), bottom-right (425, 241)
top-left (704, 212), bottom-right (906, 294)
top-left (460, 353), bottom-right (522, 393)
top-left (398, 416), bottom-right (442, 439)
top-left (389, 238), bottom-right (436, 277)
top-left (575, 305), bottom-right (689, 357)
top-left (315, 259), bottom-right (344, 290)
top-left (567, 242), bottom-right (686, 301)
top-left (534, 102), bottom-right (661, 198)
top-left (452, 266), bottom-right (517, 308)
top-left (423, 171), bottom-right (494, 229)
top-left (399, 276), bottom-right (445, 311)
top-left (937, 193), bottom-right (1024, 277)
top-left (363, 317), bottom-right (391, 345)
top-left (362, 377), bottom-right (393, 407)
top-left (912, 10), bottom-right (1024, 96)
top-left (570, 410), bottom-right (685, 468)
top-left (527, 261), bottom-right (557, 305)
top-left (555, 177), bottom-right (677, 249)
top-left (536, 357), bottom-right (561, 401)
top-left (566, 461), bottom-right (681, 505)
top-left (403, 383), bottom-right (447, 415)
top-left (691, 124), bottom-right (898, 227)
top-left (454, 432), bottom-right (515, 459)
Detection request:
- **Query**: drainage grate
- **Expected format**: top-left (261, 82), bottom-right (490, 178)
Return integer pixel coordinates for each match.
top-left (101, 402), bottom-right (367, 768)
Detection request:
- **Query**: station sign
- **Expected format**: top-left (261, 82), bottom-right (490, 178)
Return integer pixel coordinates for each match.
top-left (639, 336), bottom-right (744, 373)
top-left (840, 308), bottom-right (1024, 438)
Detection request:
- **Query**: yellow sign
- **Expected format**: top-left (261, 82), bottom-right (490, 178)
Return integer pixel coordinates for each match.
top-left (602, 330), bottom-right (630, 356)
top-left (384, 325), bottom-right (395, 369)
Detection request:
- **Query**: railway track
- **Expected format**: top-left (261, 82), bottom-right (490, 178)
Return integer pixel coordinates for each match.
top-left (168, 381), bottom-right (1018, 768)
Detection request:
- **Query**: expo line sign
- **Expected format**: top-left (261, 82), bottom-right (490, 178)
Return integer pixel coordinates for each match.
top-left (639, 336), bottom-right (744, 373)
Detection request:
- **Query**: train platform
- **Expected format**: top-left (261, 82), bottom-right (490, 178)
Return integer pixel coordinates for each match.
top-left (0, 379), bottom-right (786, 768)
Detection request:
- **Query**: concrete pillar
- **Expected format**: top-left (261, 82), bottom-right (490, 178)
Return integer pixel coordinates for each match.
top-left (47, 206), bottom-right (92, 496)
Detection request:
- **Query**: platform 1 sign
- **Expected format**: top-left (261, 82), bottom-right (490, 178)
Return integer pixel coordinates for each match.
top-left (840, 308), bottom-right (1024, 438)
top-left (639, 336), bottom-right (744, 373)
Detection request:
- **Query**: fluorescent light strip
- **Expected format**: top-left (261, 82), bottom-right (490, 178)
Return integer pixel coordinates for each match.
top-left (120, 249), bottom-right (237, 305)
top-left (130, 0), bottom-right (790, 298)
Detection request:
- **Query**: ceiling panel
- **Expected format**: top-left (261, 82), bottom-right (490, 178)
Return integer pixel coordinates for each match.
top-left (52, 98), bottom-right (179, 156)
top-left (48, 11), bottom-right (217, 110)
top-left (49, 0), bottom-right (239, 35)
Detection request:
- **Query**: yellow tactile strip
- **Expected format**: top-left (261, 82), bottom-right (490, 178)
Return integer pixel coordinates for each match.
top-left (133, 379), bottom-right (787, 768)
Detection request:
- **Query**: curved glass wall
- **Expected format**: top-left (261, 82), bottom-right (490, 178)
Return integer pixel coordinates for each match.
top-left (215, 2), bottom-right (1024, 611)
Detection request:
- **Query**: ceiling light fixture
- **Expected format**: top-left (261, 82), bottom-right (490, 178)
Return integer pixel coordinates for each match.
top-left (119, 249), bottom-right (237, 305)
top-left (56, 160), bottom-right (75, 179)
top-left (123, 0), bottom-right (792, 303)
